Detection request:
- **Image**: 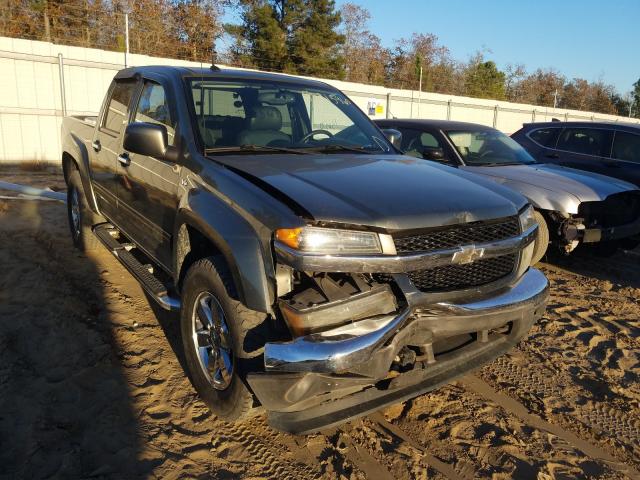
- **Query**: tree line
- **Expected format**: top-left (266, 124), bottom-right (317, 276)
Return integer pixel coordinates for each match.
top-left (1, 0), bottom-right (638, 117)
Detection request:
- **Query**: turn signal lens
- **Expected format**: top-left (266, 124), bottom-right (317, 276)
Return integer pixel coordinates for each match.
top-left (275, 227), bottom-right (303, 249)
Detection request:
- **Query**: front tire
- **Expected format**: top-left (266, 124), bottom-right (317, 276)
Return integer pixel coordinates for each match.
top-left (180, 256), bottom-right (265, 421)
top-left (531, 210), bottom-right (549, 265)
top-left (67, 169), bottom-right (100, 252)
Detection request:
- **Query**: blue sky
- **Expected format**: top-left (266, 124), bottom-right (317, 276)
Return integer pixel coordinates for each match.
top-left (333, 0), bottom-right (638, 93)
top-left (222, 0), bottom-right (638, 93)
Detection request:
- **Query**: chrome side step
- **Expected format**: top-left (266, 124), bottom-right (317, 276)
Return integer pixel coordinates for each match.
top-left (93, 224), bottom-right (180, 311)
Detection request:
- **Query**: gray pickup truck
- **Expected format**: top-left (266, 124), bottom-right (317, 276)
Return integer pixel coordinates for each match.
top-left (61, 66), bottom-right (548, 433)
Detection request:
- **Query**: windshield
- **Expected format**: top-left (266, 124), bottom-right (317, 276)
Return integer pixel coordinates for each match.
top-left (446, 129), bottom-right (536, 166)
top-left (187, 78), bottom-right (391, 154)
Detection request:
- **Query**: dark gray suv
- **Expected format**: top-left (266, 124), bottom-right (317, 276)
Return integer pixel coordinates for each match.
top-left (512, 121), bottom-right (640, 187)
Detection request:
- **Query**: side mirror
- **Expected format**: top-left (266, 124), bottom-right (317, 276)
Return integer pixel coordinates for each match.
top-left (123, 122), bottom-right (178, 162)
top-left (421, 146), bottom-right (446, 161)
top-left (382, 128), bottom-right (402, 148)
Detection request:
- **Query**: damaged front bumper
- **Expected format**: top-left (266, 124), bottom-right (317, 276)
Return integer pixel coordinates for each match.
top-left (247, 267), bottom-right (549, 433)
top-left (582, 216), bottom-right (640, 243)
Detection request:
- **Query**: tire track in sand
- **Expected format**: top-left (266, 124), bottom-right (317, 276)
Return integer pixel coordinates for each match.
top-left (461, 375), bottom-right (640, 479)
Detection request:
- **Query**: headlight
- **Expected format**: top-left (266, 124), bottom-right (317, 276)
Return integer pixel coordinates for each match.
top-left (518, 205), bottom-right (538, 232)
top-left (275, 226), bottom-right (382, 254)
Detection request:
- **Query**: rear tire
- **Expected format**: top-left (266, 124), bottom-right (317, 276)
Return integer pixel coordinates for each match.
top-left (67, 169), bottom-right (100, 252)
top-left (180, 256), bottom-right (266, 421)
top-left (531, 210), bottom-right (549, 265)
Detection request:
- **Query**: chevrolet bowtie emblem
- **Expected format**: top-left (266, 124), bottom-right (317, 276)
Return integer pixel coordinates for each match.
top-left (452, 245), bottom-right (485, 265)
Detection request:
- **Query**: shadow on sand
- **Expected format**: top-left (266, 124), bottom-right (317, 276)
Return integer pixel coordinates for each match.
top-left (0, 191), bottom-right (152, 477)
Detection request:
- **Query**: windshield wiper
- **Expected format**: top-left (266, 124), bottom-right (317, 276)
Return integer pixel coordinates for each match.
top-left (301, 144), bottom-right (374, 154)
top-left (205, 144), bottom-right (310, 155)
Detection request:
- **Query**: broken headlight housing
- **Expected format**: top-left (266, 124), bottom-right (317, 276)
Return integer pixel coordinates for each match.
top-left (276, 226), bottom-right (383, 255)
top-left (518, 205), bottom-right (537, 232)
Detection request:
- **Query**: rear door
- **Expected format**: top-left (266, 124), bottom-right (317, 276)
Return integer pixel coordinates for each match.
top-left (90, 79), bottom-right (138, 220)
top-left (117, 79), bottom-right (180, 271)
top-left (609, 130), bottom-right (640, 187)
top-left (551, 127), bottom-right (614, 175)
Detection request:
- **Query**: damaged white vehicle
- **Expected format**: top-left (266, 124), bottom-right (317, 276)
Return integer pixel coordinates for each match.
top-left (375, 119), bottom-right (640, 264)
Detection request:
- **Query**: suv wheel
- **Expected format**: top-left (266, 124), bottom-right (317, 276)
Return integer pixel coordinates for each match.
top-left (180, 256), bottom-right (265, 421)
top-left (67, 170), bottom-right (100, 252)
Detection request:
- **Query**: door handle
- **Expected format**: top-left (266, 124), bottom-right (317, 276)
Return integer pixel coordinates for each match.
top-left (118, 153), bottom-right (131, 167)
top-left (92, 140), bottom-right (101, 152)
top-left (545, 152), bottom-right (559, 159)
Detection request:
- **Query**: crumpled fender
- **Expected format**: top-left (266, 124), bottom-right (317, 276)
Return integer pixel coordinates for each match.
top-left (174, 188), bottom-right (276, 313)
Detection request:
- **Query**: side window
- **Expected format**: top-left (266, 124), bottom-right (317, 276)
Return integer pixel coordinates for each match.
top-left (419, 132), bottom-right (441, 148)
top-left (396, 128), bottom-right (443, 158)
top-left (102, 80), bottom-right (137, 134)
top-left (612, 131), bottom-right (640, 163)
top-left (557, 128), bottom-right (612, 157)
top-left (529, 128), bottom-right (560, 148)
top-left (134, 82), bottom-right (175, 146)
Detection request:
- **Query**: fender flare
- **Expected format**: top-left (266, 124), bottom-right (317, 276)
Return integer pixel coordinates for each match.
top-left (62, 133), bottom-right (100, 214)
top-left (174, 192), bottom-right (275, 313)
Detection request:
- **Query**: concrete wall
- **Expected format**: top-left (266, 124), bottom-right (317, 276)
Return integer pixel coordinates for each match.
top-left (1, 36), bottom-right (638, 164)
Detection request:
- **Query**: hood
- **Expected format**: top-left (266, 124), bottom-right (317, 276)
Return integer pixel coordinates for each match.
top-left (212, 153), bottom-right (527, 231)
top-left (461, 163), bottom-right (639, 214)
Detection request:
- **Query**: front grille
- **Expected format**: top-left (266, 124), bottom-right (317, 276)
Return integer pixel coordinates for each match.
top-left (579, 192), bottom-right (640, 228)
top-left (408, 254), bottom-right (517, 292)
top-left (394, 217), bottom-right (520, 254)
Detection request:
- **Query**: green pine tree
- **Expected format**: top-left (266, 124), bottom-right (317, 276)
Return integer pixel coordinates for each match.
top-left (226, 0), bottom-right (344, 78)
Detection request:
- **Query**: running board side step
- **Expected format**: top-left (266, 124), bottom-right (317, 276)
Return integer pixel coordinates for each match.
top-left (93, 224), bottom-right (181, 311)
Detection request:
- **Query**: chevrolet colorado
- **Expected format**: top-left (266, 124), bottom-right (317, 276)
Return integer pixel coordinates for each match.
top-left (61, 66), bottom-right (549, 434)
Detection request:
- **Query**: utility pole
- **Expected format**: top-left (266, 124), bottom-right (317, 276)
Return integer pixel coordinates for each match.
top-left (124, 12), bottom-right (130, 67)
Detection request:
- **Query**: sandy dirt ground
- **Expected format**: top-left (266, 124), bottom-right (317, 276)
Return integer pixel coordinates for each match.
top-left (1, 170), bottom-right (640, 479)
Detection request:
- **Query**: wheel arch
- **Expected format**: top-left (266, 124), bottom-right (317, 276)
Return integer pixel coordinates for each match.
top-left (61, 133), bottom-right (100, 214)
top-left (173, 207), bottom-right (275, 314)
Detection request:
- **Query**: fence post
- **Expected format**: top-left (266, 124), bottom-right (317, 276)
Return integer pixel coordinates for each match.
top-left (386, 92), bottom-right (391, 119)
top-left (446, 100), bottom-right (452, 120)
top-left (532, 109), bottom-right (536, 122)
top-left (493, 105), bottom-right (499, 128)
top-left (57, 53), bottom-right (67, 117)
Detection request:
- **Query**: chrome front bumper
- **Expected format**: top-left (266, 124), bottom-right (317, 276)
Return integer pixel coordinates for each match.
top-left (263, 268), bottom-right (549, 379)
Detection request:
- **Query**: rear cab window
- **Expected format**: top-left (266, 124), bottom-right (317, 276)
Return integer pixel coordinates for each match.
top-left (102, 80), bottom-right (138, 135)
top-left (612, 131), bottom-right (640, 163)
top-left (556, 128), bottom-right (613, 157)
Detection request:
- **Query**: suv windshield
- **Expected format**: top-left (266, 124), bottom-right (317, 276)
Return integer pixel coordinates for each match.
top-left (446, 129), bottom-right (536, 166)
top-left (187, 78), bottom-right (391, 154)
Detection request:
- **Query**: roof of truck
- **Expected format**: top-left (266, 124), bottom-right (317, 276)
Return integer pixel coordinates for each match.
top-left (114, 65), bottom-right (333, 89)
